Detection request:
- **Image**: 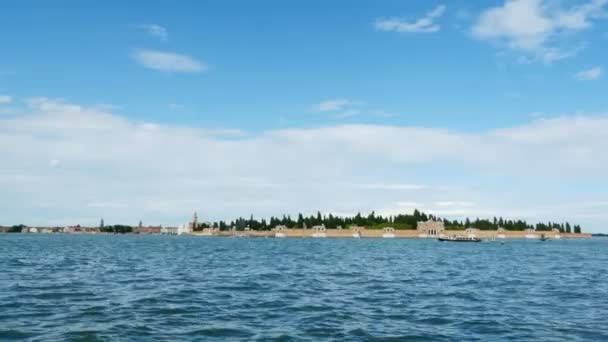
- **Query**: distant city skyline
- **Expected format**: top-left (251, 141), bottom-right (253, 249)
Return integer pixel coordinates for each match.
top-left (1, 0), bottom-right (608, 232)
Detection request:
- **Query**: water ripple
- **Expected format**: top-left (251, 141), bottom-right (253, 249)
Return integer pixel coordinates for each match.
top-left (1, 235), bottom-right (607, 341)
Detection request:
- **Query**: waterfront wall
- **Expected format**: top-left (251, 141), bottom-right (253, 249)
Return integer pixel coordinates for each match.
top-left (194, 229), bottom-right (591, 239)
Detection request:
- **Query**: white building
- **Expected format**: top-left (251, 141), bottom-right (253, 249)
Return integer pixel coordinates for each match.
top-left (552, 228), bottom-right (562, 239)
top-left (274, 225), bottom-right (287, 238)
top-left (525, 228), bottom-right (538, 239)
top-left (311, 225), bottom-right (327, 238)
top-left (465, 228), bottom-right (480, 237)
top-left (417, 220), bottom-right (445, 238)
top-left (350, 225), bottom-right (363, 238)
top-left (382, 227), bottom-right (395, 238)
top-left (161, 226), bottom-right (179, 235)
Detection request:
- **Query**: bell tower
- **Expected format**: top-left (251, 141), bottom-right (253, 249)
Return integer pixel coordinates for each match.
top-left (190, 211), bottom-right (198, 231)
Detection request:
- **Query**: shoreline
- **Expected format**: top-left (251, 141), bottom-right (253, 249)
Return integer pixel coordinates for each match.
top-left (193, 228), bottom-right (592, 239)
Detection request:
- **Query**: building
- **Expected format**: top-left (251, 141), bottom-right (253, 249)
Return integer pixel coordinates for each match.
top-left (133, 221), bottom-right (162, 234)
top-left (177, 222), bottom-right (192, 235)
top-left (63, 225), bottom-right (99, 234)
top-left (497, 227), bottom-right (507, 239)
top-left (382, 227), bottom-right (396, 238)
top-left (165, 212), bottom-right (197, 235)
top-left (525, 228), bottom-right (538, 239)
top-left (551, 228), bottom-right (562, 239)
top-left (274, 225), bottom-right (287, 238)
top-left (188, 211), bottom-right (198, 231)
top-left (417, 220), bottom-right (445, 237)
top-left (161, 226), bottom-right (179, 235)
top-left (199, 227), bottom-right (217, 235)
top-left (311, 225), bottom-right (327, 238)
top-left (465, 228), bottom-right (480, 237)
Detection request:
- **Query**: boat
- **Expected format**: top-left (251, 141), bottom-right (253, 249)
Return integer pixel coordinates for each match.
top-left (438, 235), bottom-right (482, 242)
top-left (540, 234), bottom-right (548, 241)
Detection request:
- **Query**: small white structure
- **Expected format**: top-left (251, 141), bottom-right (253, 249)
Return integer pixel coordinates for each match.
top-left (465, 228), bottom-right (480, 238)
top-left (382, 227), bottom-right (396, 238)
top-left (178, 222), bottom-right (192, 235)
top-left (234, 227), bottom-right (251, 238)
top-left (199, 227), bottom-right (217, 236)
top-left (311, 225), bottom-right (327, 238)
top-left (161, 224), bottom-right (191, 235)
top-left (496, 227), bottom-right (507, 239)
top-left (417, 220), bottom-right (445, 238)
top-left (350, 225), bottom-right (363, 238)
top-left (525, 228), bottom-right (538, 239)
top-left (161, 226), bottom-right (179, 235)
top-left (552, 228), bottom-right (562, 239)
top-left (274, 225), bottom-right (287, 238)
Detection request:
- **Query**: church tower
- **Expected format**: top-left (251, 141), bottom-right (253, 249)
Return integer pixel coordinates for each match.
top-left (190, 211), bottom-right (198, 230)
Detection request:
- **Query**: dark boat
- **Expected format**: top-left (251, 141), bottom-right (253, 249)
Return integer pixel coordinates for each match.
top-left (540, 234), bottom-right (548, 241)
top-left (438, 235), bottom-right (482, 242)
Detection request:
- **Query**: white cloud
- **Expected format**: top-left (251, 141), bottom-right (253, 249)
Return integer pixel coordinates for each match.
top-left (315, 99), bottom-right (356, 112)
top-left (314, 99), bottom-right (364, 119)
top-left (0, 95), bottom-right (11, 104)
top-left (472, 0), bottom-right (608, 62)
top-left (375, 5), bottom-right (446, 33)
top-left (2, 98), bottom-right (608, 231)
top-left (137, 24), bottom-right (168, 41)
top-left (131, 49), bottom-right (207, 73)
top-left (575, 66), bottom-right (602, 80)
top-left (314, 100), bottom-right (392, 120)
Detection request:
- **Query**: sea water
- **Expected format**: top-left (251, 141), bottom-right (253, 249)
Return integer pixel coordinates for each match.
top-left (1, 235), bottom-right (607, 341)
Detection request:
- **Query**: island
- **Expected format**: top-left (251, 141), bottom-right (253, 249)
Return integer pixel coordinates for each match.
top-left (1, 209), bottom-right (591, 239)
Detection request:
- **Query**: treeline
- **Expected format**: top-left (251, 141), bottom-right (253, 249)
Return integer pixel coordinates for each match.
top-left (100, 225), bottom-right (133, 234)
top-left (4, 224), bottom-right (26, 233)
top-left (1, 209), bottom-right (584, 234)
top-left (198, 209), bottom-right (583, 233)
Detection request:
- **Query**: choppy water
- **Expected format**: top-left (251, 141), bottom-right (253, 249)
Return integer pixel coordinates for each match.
top-left (1, 235), bottom-right (607, 341)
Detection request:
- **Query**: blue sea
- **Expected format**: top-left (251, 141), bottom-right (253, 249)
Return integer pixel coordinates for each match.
top-left (1, 235), bottom-right (607, 341)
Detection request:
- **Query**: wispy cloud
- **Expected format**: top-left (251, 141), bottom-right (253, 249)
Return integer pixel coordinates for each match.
top-left (137, 24), bottom-right (168, 41)
top-left (314, 99), bottom-right (364, 119)
top-left (0, 95), bottom-right (12, 104)
top-left (315, 99), bottom-right (357, 112)
top-left (472, 0), bottom-right (608, 63)
top-left (375, 5), bottom-right (446, 33)
top-left (575, 66), bottom-right (602, 81)
top-left (131, 49), bottom-right (207, 73)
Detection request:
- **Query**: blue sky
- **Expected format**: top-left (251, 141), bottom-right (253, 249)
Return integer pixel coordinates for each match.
top-left (2, 0), bottom-right (608, 232)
